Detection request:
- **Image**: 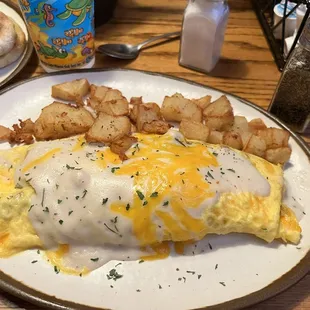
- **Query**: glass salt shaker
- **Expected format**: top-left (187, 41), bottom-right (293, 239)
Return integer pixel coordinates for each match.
top-left (179, 0), bottom-right (229, 73)
top-left (269, 18), bottom-right (310, 133)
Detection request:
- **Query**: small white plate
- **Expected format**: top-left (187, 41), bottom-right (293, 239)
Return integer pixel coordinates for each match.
top-left (0, 0), bottom-right (33, 88)
top-left (0, 69), bottom-right (309, 310)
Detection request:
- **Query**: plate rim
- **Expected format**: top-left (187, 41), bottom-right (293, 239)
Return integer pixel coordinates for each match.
top-left (0, 68), bottom-right (309, 310)
top-left (0, 0), bottom-right (34, 89)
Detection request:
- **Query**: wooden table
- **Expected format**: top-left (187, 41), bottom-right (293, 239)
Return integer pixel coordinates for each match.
top-left (1, 0), bottom-right (309, 309)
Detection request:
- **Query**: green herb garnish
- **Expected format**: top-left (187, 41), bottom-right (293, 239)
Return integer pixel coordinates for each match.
top-left (82, 189), bottom-right (88, 198)
top-left (66, 164), bottom-right (82, 170)
top-left (107, 268), bottom-right (123, 281)
top-left (136, 190), bottom-right (144, 200)
top-left (111, 167), bottom-right (120, 173)
top-left (175, 138), bottom-right (186, 147)
top-left (91, 258), bottom-right (99, 262)
top-left (207, 171), bottom-right (214, 179)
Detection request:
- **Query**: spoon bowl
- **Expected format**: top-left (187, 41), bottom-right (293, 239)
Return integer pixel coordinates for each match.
top-left (97, 44), bottom-right (139, 60)
top-left (97, 31), bottom-right (181, 60)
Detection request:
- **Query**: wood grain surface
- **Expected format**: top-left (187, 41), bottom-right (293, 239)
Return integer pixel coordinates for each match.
top-left (1, 0), bottom-right (309, 309)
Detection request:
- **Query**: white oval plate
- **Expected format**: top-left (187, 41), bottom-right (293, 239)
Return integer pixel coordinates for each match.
top-left (0, 0), bottom-right (33, 89)
top-left (0, 69), bottom-right (309, 310)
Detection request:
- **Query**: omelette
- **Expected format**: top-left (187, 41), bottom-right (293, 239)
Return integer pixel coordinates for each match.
top-left (0, 129), bottom-right (301, 274)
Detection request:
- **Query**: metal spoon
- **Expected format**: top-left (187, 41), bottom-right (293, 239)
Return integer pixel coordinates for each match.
top-left (97, 31), bottom-right (181, 60)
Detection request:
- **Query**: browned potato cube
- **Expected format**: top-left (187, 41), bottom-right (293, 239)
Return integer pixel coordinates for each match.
top-left (142, 120), bottom-right (170, 135)
top-left (96, 98), bottom-right (129, 117)
top-left (243, 135), bottom-right (266, 157)
top-left (52, 79), bottom-right (90, 101)
top-left (203, 95), bottom-right (234, 131)
top-left (85, 113), bottom-right (131, 143)
top-left (136, 103), bottom-right (162, 132)
top-left (222, 131), bottom-right (242, 150)
top-left (130, 97), bottom-right (143, 105)
top-left (104, 89), bottom-right (124, 102)
top-left (248, 118), bottom-right (267, 133)
top-left (265, 147), bottom-right (292, 165)
top-left (34, 102), bottom-right (94, 140)
top-left (208, 130), bottom-right (224, 144)
top-left (131, 123), bottom-right (137, 133)
top-left (110, 135), bottom-right (138, 160)
top-left (0, 125), bottom-right (13, 141)
top-left (256, 128), bottom-right (290, 148)
top-left (192, 95), bottom-right (211, 110)
top-left (18, 119), bottom-right (35, 134)
top-left (90, 84), bottom-right (109, 102)
top-left (240, 132), bottom-right (253, 148)
top-left (179, 119), bottom-right (209, 142)
top-left (129, 105), bottom-right (138, 123)
top-left (89, 85), bottom-right (128, 115)
top-left (232, 116), bottom-right (248, 133)
top-left (161, 93), bottom-right (202, 122)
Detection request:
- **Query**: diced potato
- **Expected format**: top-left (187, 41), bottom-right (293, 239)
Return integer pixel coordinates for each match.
top-left (208, 130), bottom-right (223, 144)
top-left (110, 135), bottom-right (138, 160)
top-left (240, 132), bottom-right (253, 149)
top-left (17, 119), bottom-right (35, 134)
top-left (89, 85), bottom-right (128, 115)
top-left (129, 105), bottom-right (138, 123)
top-left (12, 133), bottom-right (34, 144)
top-left (131, 123), bottom-right (137, 133)
top-left (232, 116), bottom-right (248, 133)
top-left (161, 93), bottom-right (202, 122)
top-left (90, 84), bottom-right (110, 102)
top-left (136, 103), bottom-right (162, 132)
top-left (142, 120), bottom-right (170, 134)
top-left (11, 119), bottom-right (35, 144)
top-left (85, 113), bottom-right (131, 143)
top-left (0, 125), bottom-right (13, 141)
top-left (256, 128), bottom-right (290, 148)
top-left (52, 79), bottom-right (90, 101)
top-left (179, 119), bottom-right (209, 142)
top-left (243, 135), bottom-right (266, 157)
top-left (192, 95), bottom-right (211, 110)
top-left (130, 97), bottom-right (143, 105)
top-left (265, 147), bottom-right (292, 165)
top-left (95, 98), bottom-right (129, 117)
top-left (248, 118), bottom-right (267, 133)
top-left (203, 95), bottom-right (234, 131)
top-left (34, 102), bottom-right (94, 140)
top-left (222, 131), bottom-right (242, 150)
top-left (104, 89), bottom-right (124, 102)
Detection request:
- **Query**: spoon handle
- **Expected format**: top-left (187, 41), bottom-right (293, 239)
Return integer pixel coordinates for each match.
top-left (137, 31), bottom-right (181, 49)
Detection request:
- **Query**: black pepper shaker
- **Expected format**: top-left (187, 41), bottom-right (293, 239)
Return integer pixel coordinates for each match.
top-left (268, 19), bottom-right (310, 133)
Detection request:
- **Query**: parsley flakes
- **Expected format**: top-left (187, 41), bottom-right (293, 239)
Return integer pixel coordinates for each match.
top-left (111, 167), bottom-right (120, 173)
top-left (91, 258), bottom-right (99, 262)
top-left (136, 190), bottom-right (144, 200)
top-left (106, 269), bottom-right (123, 281)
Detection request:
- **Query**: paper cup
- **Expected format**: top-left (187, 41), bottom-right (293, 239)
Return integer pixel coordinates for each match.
top-left (18, 0), bottom-right (95, 72)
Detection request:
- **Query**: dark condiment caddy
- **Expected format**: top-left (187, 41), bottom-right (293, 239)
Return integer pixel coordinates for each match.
top-left (94, 0), bottom-right (118, 27)
top-left (252, 0), bottom-right (310, 71)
